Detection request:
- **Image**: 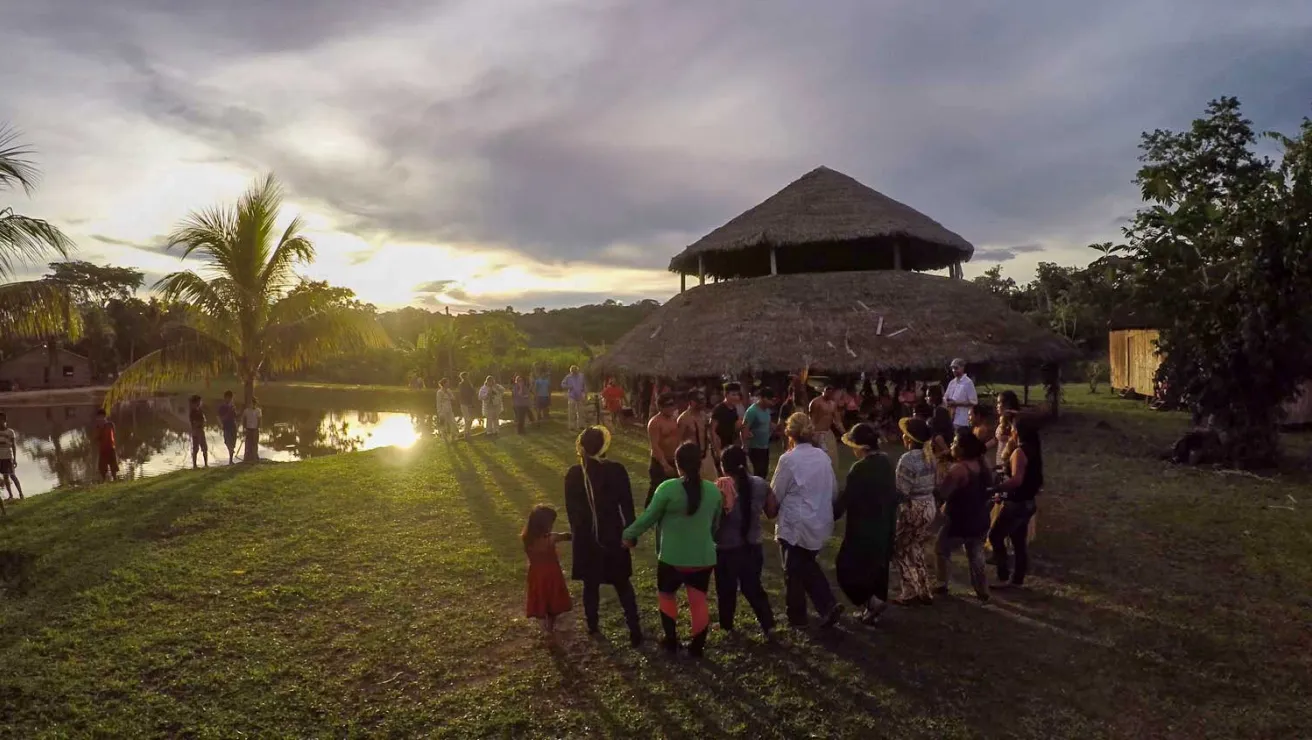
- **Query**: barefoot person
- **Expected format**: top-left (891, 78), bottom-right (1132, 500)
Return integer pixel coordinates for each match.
top-left (772, 412), bottom-right (842, 629)
top-left (564, 426), bottom-right (643, 646)
top-left (562, 365), bottom-right (587, 431)
top-left (217, 390), bottom-right (239, 464)
top-left (242, 398), bottom-right (262, 463)
top-left (678, 390), bottom-right (718, 480)
top-left (646, 394), bottom-right (681, 506)
top-left (188, 395), bottom-right (209, 468)
top-left (601, 378), bottom-right (626, 431)
top-left (809, 386), bottom-right (846, 474)
top-left (0, 413), bottom-right (22, 501)
top-left (435, 378), bottom-right (458, 443)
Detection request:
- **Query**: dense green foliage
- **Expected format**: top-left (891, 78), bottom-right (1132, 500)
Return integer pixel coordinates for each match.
top-left (1124, 98), bottom-right (1312, 465)
top-left (1, 389), bottom-right (1309, 737)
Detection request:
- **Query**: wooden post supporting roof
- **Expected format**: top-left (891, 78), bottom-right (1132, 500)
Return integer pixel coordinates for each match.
top-left (680, 272), bottom-right (686, 293)
top-left (894, 243), bottom-right (903, 271)
top-left (698, 255), bottom-right (705, 286)
top-left (769, 247), bottom-right (778, 276)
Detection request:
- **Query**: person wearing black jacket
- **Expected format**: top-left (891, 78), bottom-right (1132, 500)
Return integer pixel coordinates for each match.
top-left (564, 426), bottom-right (643, 645)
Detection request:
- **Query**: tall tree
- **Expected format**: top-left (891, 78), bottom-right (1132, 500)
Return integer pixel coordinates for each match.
top-left (1125, 97), bottom-right (1312, 466)
top-left (106, 175), bottom-right (388, 407)
top-left (0, 125), bottom-right (79, 341)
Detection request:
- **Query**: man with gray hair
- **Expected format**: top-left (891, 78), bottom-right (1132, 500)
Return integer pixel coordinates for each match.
top-left (944, 358), bottom-right (977, 436)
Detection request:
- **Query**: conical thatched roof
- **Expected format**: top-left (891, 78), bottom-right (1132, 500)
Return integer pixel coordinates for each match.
top-left (593, 271), bottom-right (1078, 378)
top-left (668, 166), bottom-right (975, 279)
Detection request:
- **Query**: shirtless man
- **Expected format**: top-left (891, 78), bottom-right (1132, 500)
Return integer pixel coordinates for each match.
top-left (678, 389), bottom-right (719, 480)
top-left (646, 393), bottom-right (681, 506)
top-left (809, 385), bottom-right (846, 472)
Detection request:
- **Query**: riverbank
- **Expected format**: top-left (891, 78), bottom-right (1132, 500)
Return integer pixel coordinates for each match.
top-left (0, 386), bottom-right (111, 407)
top-left (1, 390), bottom-right (1309, 737)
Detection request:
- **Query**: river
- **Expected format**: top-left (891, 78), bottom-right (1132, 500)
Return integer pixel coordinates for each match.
top-left (1, 395), bottom-right (428, 497)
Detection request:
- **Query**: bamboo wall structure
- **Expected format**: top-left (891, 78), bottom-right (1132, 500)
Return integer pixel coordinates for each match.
top-left (1108, 329), bottom-right (1312, 425)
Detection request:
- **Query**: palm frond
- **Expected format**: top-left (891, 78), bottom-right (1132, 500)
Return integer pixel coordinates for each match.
top-left (261, 296), bottom-right (389, 374)
top-left (0, 126), bottom-right (40, 194)
top-left (154, 269), bottom-right (238, 323)
top-left (104, 330), bottom-right (235, 409)
top-left (0, 210), bottom-right (75, 279)
top-left (259, 218), bottom-right (314, 296)
top-left (0, 279), bottom-right (82, 340)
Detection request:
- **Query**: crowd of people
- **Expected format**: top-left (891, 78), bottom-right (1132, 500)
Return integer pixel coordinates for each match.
top-left (431, 365), bottom-right (616, 442)
top-left (521, 358), bottom-right (1046, 654)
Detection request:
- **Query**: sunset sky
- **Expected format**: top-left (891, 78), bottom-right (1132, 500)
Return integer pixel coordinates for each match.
top-left (3, 0), bottom-right (1310, 311)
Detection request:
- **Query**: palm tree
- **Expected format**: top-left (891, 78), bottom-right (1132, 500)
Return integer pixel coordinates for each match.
top-left (0, 125), bottom-right (78, 340)
top-left (106, 174), bottom-right (388, 407)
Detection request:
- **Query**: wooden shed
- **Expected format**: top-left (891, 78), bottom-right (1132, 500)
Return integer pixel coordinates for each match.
top-left (1108, 326), bottom-right (1312, 426)
top-left (1109, 328), bottom-right (1161, 396)
top-left (0, 347), bottom-right (93, 390)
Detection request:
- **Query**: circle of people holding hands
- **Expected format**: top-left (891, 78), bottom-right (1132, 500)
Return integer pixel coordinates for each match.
top-left (522, 359), bottom-right (1045, 655)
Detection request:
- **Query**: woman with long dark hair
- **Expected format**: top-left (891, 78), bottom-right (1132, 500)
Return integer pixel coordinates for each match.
top-left (988, 417), bottom-right (1043, 587)
top-left (623, 441), bottom-right (723, 656)
top-left (934, 430), bottom-right (993, 602)
top-left (714, 445), bottom-right (776, 635)
top-left (564, 426), bottom-right (643, 645)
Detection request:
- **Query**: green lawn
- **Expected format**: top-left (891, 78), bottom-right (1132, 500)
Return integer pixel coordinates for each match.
top-left (1, 389), bottom-right (1310, 738)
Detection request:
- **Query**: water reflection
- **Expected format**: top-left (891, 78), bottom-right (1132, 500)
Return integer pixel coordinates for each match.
top-left (3, 397), bottom-right (429, 496)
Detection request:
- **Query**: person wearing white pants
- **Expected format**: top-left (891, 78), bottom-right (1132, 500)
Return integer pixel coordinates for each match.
top-left (561, 366), bottom-right (587, 430)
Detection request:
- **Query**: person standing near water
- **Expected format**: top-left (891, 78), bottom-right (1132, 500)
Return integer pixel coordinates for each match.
top-left (435, 378), bottom-right (458, 443)
top-left (458, 372), bottom-right (478, 439)
top-left (512, 375), bottom-right (532, 435)
top-left (94, 408), bottom-right (120, 482)
top-left (533, 370), bottom-right (551, 424)
top-left (0, 413), bottom-right (22, 501)
top-left (243, 398), bottom-right (262, 463)
top-left (217, 390), bottom-right (239, 464)
top-left (480, 376), bottom-right (506, 437)
top-left (189, 395), bottom-right (210, 468)
top-left (562, 366), bottom-right (586, 431)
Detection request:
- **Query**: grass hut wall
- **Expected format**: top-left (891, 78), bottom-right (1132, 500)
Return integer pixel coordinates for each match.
top-left (593, 271), bottom-right (1079, 378)
top-left (667, 166), bottom-right (974, 282)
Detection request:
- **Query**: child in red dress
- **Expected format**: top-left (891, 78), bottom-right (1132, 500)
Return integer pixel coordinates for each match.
top-left (522, 505), bottom-right (573, 634)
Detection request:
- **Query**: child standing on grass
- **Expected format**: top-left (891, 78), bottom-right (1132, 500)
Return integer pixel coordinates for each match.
top-left (94, 408), bottom-right (120, 482)
top-left (522, 504), bottom-right (573, 635)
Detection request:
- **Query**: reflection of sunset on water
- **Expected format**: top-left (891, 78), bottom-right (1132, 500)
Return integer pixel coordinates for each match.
top-left (363, 415), bottom-right (419, 450)
top-left (6, 400), bottom-right (432, 496)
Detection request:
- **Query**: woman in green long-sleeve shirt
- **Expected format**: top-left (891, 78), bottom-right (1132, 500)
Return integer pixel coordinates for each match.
top-left (624, 442), bottom-right (722, 656)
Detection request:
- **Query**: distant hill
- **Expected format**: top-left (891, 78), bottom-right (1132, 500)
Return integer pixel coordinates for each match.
top-left (376, 299), bottom-right (661, 349)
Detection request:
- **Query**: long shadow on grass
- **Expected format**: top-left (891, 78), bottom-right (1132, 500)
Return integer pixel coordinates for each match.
top-left (464, 441), bottom-right (547, 515)
top-left (447, 445), bottom-right (529, 565)
top-left (0, 466), bottom-right (258, 638)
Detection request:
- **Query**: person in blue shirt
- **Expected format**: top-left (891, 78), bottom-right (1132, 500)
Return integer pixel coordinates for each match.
top-left (743, 387), bottom-right (778, 478)
top-left (533, 371), bottom-right (551, 425)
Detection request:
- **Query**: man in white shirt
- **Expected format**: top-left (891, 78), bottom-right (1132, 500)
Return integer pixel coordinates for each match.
top-left (944, 358), bottom-right (978, 436)
top-left (771, 412), bottom-right (842, 628)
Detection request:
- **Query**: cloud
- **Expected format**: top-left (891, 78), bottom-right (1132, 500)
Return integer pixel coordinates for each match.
top-left (972, 244), bottom-right (1046, 264)
top-left (4, 0), bottom-right (1312, 307)
top-left (414, 280), bottom-right (458, 294)
top-left (90, 233), bottom-right (165, 252)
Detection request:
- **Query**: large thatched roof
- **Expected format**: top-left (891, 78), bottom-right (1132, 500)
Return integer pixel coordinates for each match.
top-left (594, 271), bottom-right (1078, 377)
top-left (668, 166), bottom-right (975, 279)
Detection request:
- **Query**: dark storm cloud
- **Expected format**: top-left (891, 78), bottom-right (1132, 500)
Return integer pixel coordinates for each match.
top-left (7, 0), bottom-right (1312, 277)
top-left (973, 244), bottom-right (1046, 264)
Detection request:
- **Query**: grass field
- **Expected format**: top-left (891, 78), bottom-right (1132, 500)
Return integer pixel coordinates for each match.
top-left (1, 388), bottom-right (1310, 738)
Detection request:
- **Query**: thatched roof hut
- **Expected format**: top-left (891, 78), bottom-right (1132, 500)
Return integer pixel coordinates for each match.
top-left (668, 166), bottom-right (975, 281)
top-left (593, 271), bottom-right (1079, 378)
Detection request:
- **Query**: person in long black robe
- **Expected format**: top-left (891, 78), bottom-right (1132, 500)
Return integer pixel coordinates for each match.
top-left (564, 428), bottom-right (643, 645)
top-left (833, 423), bottom-right (901, 625)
